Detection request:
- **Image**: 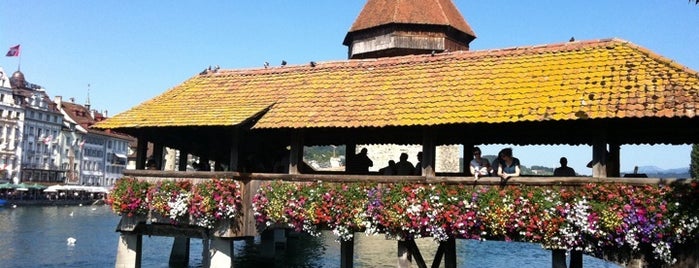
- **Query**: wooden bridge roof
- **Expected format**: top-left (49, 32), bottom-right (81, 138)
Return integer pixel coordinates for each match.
top-left (97, 38), bottom-right (699, 133)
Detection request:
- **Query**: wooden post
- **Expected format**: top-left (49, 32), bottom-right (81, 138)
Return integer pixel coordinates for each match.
top-left (239, 180), bottom-right (259, 237)
top-left (168, 237), bottom-right (190, 267)
top-left (463, 143), bottom-right (474, 175)
top-left (570, 250), bottom-right (583, 268)
top-left (115, 233), bottom-right (142, 268)
top-left (551, 249), bottom-right (566, 268)
top-left (406, 240), bottom-right (427, 268)
top-left (260, 230), bottom-right (275, 259)
top-left (608, 143), bottom-right (620, 177)
top-left (136, 138), bottom-right (147, 170)
top-left (209, 238), bottom-right (233, 268)
top-left (202, 238), bottom-right (211, 268)
top-left (152, 142), bottom-right (164, 170)
top-left (289, 130), bottom-right (304, 174)
top-left (397, 240), bottom-right (413, 268)
top-left (178, 150), bottom-right (189, 171)
top-left (422, 129), bottom-right (436, 177)
top-left (444, 237), bottom-right (456, 268)
top-left (345, 143), bottom-right (356, 174)
top-left (591, 142), bottom-right (607, 178)
top-left (229, 127), bottom-right (240, 171)
top-left (340, 237), bottom-right (354, 268)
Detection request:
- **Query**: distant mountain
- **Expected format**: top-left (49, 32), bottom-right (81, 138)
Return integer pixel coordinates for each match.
top-left (623, 165), bottom-right (691, 178)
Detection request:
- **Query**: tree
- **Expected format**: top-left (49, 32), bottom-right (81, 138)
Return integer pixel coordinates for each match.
top-left (691, 144), bottom-right (699, 179)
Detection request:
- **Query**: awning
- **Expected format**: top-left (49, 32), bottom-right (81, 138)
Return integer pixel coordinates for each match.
top-left (114, 153), bottom-right (128, 159)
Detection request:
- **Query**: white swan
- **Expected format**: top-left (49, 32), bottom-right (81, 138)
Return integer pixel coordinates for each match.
top-left (67, 237), bottom-right (76, 246)
top-left (69, 211), bottom-right (74, 217)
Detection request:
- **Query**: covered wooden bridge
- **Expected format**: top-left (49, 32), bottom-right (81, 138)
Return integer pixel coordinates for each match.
top-left (96, 1), bottom-right (698, 267)
top-left (97, 38), bottom-right (699, 268)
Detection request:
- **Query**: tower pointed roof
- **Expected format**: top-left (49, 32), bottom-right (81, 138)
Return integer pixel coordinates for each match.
top-left (343, 0), bottom-right (476, 59)
top-left (347, 0), bottom-right (475, 37)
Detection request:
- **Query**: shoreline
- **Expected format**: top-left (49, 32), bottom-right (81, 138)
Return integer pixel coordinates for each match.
top-left (1, 199), bottom-right (105, 207)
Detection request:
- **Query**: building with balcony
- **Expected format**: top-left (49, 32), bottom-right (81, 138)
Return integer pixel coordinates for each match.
top-left (56, 96), bottom-right (132, 186)
top-left (0, 67), bottom-right (24, 183)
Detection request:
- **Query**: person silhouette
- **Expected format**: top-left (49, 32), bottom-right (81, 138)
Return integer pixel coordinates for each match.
top-left (395, 153), bottom-right (415, 175)
top-left (414, 152), bottom-right (423, 175)
top-left (351, 148), bottom-right (373, 174)
top-left (379, 160), bottom-right (397, 175)
top-left (553, 157), bottom-right (576, 176)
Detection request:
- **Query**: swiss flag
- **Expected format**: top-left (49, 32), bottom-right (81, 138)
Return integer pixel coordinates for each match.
top-left (5, 45), bottom-right (20, 57)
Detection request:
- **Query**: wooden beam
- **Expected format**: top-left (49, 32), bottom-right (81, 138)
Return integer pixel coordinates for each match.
top-left (152, 142), bottom-right (164, 170)
top-left (123, 170), bottom-right (694, 186)
top-left (136, 138), bottom-right (148, 170)
top-left (406, 240), bottom-right (427, 268)
top-left (591, 142), bottom-right (607, 178)
top-left (178, 150), bottom-right (189, 171)
top-left (551, 249), bottom-right (566, 268)
top-left (340, 237), bottom-right (354, 268)
top-left (289, 130), bottom-right (304, 174)
top-left (444, 238), bottom-right (456, 268)
top-left (463, 143), bottom-right (474, 175)
top-left (397, 240), bottom-right (413, 268)
top-left (229, 127), bottom-right (240, 171)
top-left (422, 129), bottom-right (436, 177)
top-left (570, 250), bottom-right (583, 268)
top-left (608, 143), bottom-right (620, 177)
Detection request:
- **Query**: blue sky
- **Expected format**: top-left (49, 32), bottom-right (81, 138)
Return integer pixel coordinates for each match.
top-left (1, 1), bottom-right (697, 175)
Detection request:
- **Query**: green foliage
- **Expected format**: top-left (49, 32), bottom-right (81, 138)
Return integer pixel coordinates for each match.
top-left (691, 144), bottom-right (698, 178)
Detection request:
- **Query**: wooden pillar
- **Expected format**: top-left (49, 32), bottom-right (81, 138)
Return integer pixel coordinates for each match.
top-left (345, 144), bottom-right (356, 174)
top-left (340, 237), bottom-right (354, 268)
top-left (591, 142), bottom-right (607, 178)
top-left (208, 238), bottom-right (233, 268)
top-left (444, 238), bottom-right (456, 268)
top-left (228, 128), bottom-right (240, 172)
top-left (570, 250), bottom-right (583, 268)
top-left (136, 138), bottom-right (148, 170)
top-left (115, 233), bottom-right (142, 268)
top-left (200, 155), bottom-right (210, 171)
top-left (288, 130), bottom-right (304, 174)
top-left (422, 129), bottom-right (436, 177)
top-left (239, 180), bottom-right (259, 237)
top-left (551, 249), bottom-right (566, 268)
top-left (202, 238), bottom-right (210, 268)
top-left (178, 151), bottom-right (189, 171)
top-left (260, 228), bottom-right (287, 259)
top-left (152, 142), bottom-right (164, 170)
top-left (168, 237), bottom-right (190, 268)
top-left (463, 143), bottom-right (474, 175)
top-left (608, 143), bottom-right (620, 177)
top-left (397, 240), bottom-right (413, 268)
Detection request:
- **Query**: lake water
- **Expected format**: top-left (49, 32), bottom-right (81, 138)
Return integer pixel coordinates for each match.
top-left (0, 205), bottom-right (621, 268)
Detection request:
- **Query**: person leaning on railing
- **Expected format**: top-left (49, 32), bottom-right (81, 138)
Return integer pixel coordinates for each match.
top-left (496, 148), bottom-right (520, 180)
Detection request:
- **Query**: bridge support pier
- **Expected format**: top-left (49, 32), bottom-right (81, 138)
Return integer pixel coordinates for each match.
top-left (115, 233), bottom-right (142, 268)
top-left (570, 250), bottom-right (583, 268)
top-left (340, 238), bottom-right (354, 268)
top-left (551, 249), bottom-right (566, 268)
top-left (204, 237), bottom-right (234, 268)
top-left (397, 240), bottom-right (413, 268)
top-left (168, 237), bottom-right (190, 268)
top-left (260, 229), bottom-right (287, 259)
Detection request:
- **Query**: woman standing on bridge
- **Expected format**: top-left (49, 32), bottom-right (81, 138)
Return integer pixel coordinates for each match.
top-left (497, 148), bottom-right (520, 180)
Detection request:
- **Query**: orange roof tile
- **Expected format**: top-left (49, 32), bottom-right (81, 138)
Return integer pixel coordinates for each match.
top-left (95, 38), bottom-right (699, 130)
